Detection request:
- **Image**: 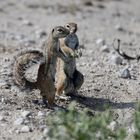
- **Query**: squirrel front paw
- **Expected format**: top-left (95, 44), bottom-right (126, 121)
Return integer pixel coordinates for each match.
top-left (75, 49), bottom-right (82, 58)
top-left (69, 52), bottom-right (79, 58)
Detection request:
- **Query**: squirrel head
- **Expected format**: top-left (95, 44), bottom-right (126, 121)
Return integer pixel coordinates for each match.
top-left (64, 22), bottom-right (78, 34)
top-left (52, 26), bottom-right (70, 39)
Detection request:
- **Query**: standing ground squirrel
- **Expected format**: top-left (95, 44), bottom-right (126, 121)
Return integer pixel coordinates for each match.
top-left (55, 22), bottom-right (84, 96)
top-left (13, 26), bottom-right (71, 107)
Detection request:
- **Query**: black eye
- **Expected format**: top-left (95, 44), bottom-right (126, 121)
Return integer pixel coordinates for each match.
top-left (66, 25), bottom-right (70, 28)
top-left (57, 29), bottom-right (63, 32)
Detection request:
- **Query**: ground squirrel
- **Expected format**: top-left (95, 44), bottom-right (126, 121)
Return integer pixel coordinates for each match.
top-left (55, 22), bottom-right (84, 96)
top-left (13, 26), bottom-right (72, 107)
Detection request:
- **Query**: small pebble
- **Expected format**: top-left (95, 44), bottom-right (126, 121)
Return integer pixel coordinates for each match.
top-left (107, 121), bottom-right (117, 131)
top-left (27, 40), bottom-right (36, 44)
top-left (120, 68), bottom-right (131, 79)
top-left (129, 124), bottom-right (136, 133)
top-left (22, 20), bottom-right (33, 26)
top-left (8, 130), bottom-right (13, 135)
top-left (96, 131), bottom-right (101, 138)
top-left (17, 17), bottom-right (23, 20)
top-left (83, 1), bottom-right (93, 6)
top-left (39, 119), bottom-right (46, 126)
top-left (14, 118), bottom-right (24, 125)
top-left (2, 112), bottom-right (9, 116)
top-left (15, 129), bottom-right (20, 134)
top-left (115, 24), bottom-right (124, 31)
top-left (21, 111), bottom-right (31, 118)
top-left (100, 45), bottom-right (110, 53)
top-left (0, 116), bottom-right (5, 121)
top-left (1, 97), bottom-right (5, 103)
top-left (24, 119), bottom-right (30, 124)
top-left (96, 38), bottom-right (105, 45)
top-left (132, 125), bottom-right (136, 133)
top-left (39, 125), bottom-right (47, 131)
top-left (0, 82), bottom-right (7, 88)
top-left (0, 123), bottom-right (7, 127)
top-left (38, 111), bottom-right (46, 118)
top-left (37, 136), bottom-right (46, 140)
top-left (80, 62), bottom-right (86, 66)
top-left (14, 34), bottom-right (25, 40)
top-left (20, 125), bottom-right (31, 133)
top-left (110, 55), bottom-right (123, 65)
top-left (43, 128), bottom-right (49, 136)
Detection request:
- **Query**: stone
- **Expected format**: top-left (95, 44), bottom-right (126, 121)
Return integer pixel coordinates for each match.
top-left (96, 38), bottom-right (105, 45)
top-left (14, 34), bottom-right (25, 40)
top-left (14, 118), bottom-right (24, 125)
top-left (0, 81), bottom-right (7, 88)
top-left (1, 97), bottom-right (5, 103)
top-left (110, 55), bottom-right (123, 65)
top-left (107, 121), bottom-right (117, 131)
top-left (83, 1), bottom-right (93, 6)
top-left (38, 111), bottom-right (46, 118)
top-left (43, 128), bottom-right (49, 136)
top-left (21, 110), bottom-right (31, 118)
top-left (39, 125), bottom-right (47, 131)
top-left (22, 20), bottom-right (33, 26)
top-left (120, 68), bottom-right (131, 79)
top-left (2, 112), bottom-right (9, 116)
top-left (115, 24), bottom-right (124, 32)
top-left (0, 116), bottom-right (5, 121)
top-left (15, 129), bottom-right (20, 134)
top-left (20, 125), bottom-right (31, 133)
top-left (100, 45), bottom-right (110, 53)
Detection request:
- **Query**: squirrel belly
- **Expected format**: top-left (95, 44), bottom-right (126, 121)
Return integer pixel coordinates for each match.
top-left (55, 22), bottom-right (84, 96)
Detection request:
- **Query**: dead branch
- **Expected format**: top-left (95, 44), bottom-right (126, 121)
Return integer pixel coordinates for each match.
top-left (113, 38), bottom-right (140, 61)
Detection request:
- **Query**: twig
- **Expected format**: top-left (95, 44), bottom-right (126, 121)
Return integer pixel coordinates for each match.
top-left (113, 38), bottom-right (140, 61)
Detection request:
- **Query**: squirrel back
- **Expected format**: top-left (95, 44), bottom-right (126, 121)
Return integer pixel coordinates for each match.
top-left (12, 49), bottom-right (45, 90)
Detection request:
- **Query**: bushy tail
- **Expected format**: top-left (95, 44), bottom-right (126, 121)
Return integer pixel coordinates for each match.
top-left (13, 50), bottom-right (45, 90)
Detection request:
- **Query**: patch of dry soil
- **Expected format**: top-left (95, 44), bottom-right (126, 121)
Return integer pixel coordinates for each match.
top-left (0, 0), bottom-right (140, 139)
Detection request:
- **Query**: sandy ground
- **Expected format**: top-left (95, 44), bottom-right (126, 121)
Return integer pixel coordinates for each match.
top-left (0, 0), bottom-right (140, 139)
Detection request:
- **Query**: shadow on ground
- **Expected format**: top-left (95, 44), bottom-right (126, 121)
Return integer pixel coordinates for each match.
top-left (69, 94), bottom-right (136, 111)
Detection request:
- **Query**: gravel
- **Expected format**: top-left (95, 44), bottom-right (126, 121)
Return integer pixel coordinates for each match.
top-left (0, 0), bottom-right (139, 139)
top-left (14, 118), bottom-right (24, 125)
top-left (20, 125), bottom-right (31, 133)
top-left (21, 111), bottom-right (32, 118)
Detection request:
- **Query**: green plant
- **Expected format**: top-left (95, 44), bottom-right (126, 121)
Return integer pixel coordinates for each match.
top-left (46, 102), bottom-right (126, 140)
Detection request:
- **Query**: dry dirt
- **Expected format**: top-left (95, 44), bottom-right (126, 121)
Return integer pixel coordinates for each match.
top-left (0, 0), bottom-right (140, 139)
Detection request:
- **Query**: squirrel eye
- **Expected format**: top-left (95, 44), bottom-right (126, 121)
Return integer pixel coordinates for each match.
top-left (66, 25), bottom-right (70, 28)
top-left (57, 29), bottom-right (63, 32)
